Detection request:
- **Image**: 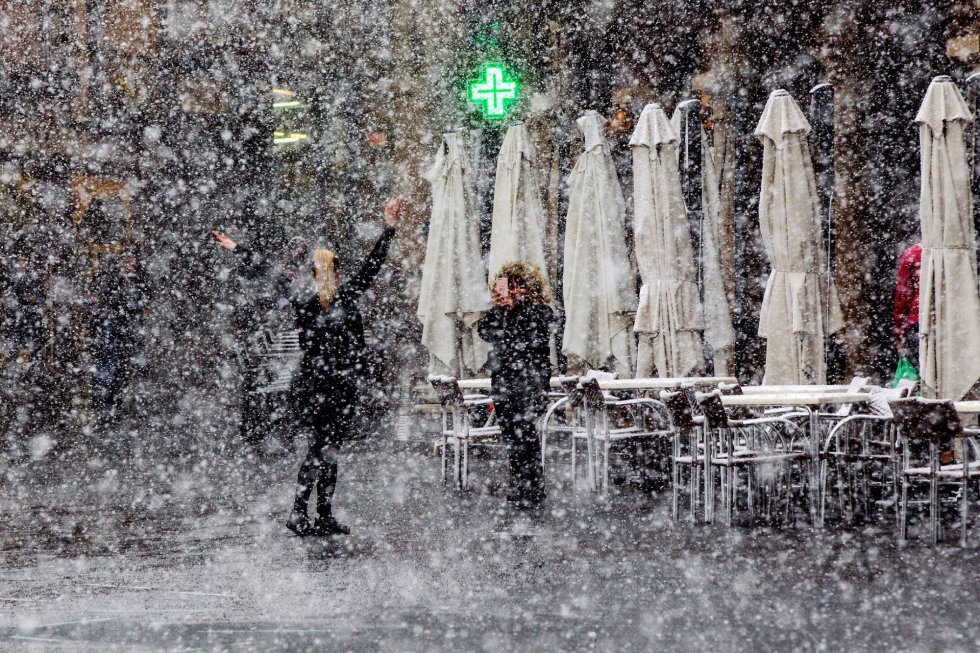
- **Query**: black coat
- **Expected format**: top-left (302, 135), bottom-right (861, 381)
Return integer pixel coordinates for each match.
top-left (236, 226), bottom-right (396, 433)
top-left (477, 302), bottom-right (554, 414)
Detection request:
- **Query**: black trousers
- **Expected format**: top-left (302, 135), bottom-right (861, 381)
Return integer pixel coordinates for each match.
top-left (293, 392), bottom-right (355, 518)
top-left (495, 401), bottom-right (545, 497)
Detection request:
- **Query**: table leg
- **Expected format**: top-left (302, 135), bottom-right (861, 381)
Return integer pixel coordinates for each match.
top-left (809, 408), bottom-right (820, 526)
top-left (704, 425), bottom-right (713, 524)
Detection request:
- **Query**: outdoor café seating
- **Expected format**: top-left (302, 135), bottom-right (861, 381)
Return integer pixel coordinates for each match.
top-left (578, 376), bottom-right (671, 494)
top-left (818, 385), bottom-right (910, 527)
top-left (428, 375), bottom-right (500, 490)
top-left (695, 390), bottom-right (809, 526)
top-left (892, 398), bottom-right (980, 546)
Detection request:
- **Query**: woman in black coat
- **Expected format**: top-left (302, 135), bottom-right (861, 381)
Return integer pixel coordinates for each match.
top-left (212, 198), bottom-right (401, 536)
top-left (477, 262), bottom-right (554, 507)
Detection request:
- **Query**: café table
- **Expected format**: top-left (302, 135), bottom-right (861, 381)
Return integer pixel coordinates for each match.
top-left (740, 384), bottom-right (850, 395)
top-left (954, 401), bottom-right (980, 414)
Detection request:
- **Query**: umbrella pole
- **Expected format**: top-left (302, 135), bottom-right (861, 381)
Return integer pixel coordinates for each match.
top-left (728, 91), bottom-right (753, 384)
top-left (454, 316), bottom-right (465, 380)
top-left (678, 98), bottom-right (712, 374)
top-left (966, 72), bottom-right (980, 283)
top-left (810, 83), bottom-right (837, 382)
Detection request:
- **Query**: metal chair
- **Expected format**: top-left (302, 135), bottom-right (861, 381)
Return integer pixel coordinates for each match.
top-left (695, 390), bottom-right (809, 525)
top-left (579, 377), bottom-right (671, 494)
top-left (818, 386), bottom-right (909, 527)
top-left (428, 375), bottom-right (500, 490)
top-left (661, 389), bottom-right (705, 521)
top-left (893, 398), bottom-right (980, 546)
top-left (540, 375), bottom-right (580, 470)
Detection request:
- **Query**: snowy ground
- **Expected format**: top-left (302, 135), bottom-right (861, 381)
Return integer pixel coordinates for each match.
top-left (1, 432), bottom-right (978, 652)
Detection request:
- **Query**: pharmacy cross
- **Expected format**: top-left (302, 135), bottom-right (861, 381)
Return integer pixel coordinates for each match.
top-left (469, 65), bottom-right (518, 119)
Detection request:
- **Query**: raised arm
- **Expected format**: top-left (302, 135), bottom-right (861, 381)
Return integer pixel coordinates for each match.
top-left (345, 197), bottom-right (402, 299)
top-left (212, 230), bottom-right (266, 279)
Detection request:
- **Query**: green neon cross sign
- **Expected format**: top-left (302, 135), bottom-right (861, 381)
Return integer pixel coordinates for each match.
top-left (469, 64), bottom-right (518, 120)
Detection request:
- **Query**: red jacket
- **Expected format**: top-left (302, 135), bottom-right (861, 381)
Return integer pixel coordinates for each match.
top-left (894, 242), bottom-right (922, 342)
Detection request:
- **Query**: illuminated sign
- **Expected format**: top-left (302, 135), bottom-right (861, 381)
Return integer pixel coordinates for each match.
top-left (468, 64), bottom-right (518, 120)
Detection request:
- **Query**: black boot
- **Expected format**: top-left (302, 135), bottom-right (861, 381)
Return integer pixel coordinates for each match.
top-left (285, 498), bottom-right (313, 537)
top-left (311, 505), bottom-right (350, 536)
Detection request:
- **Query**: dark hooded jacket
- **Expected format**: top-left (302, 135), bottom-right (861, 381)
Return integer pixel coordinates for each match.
top-left (235, 226), bottom-right (396, 434)
top-left (477, 301), bottom-right (554, 414)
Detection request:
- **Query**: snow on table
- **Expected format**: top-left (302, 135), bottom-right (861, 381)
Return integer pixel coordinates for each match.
top-left (719, 392), bottom-right (871, 406)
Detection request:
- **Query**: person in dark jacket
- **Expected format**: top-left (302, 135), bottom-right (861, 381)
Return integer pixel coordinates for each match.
top-left (478, 261), bottom-right (554, 508)
top-left (212, 198), bottom-right (401, 536)
top-left (89, 253), bottom-right (148, 426)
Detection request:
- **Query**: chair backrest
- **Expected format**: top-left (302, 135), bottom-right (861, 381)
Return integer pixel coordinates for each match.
top-left (556, 375), bottom-right (585, 408)
top-left (696, 390), bottom-right (730, 429)
top-left (890, 398), bottom-right (922, 435)
top-left (579, 377), bottom-right (606, 410)
top-left (556, 375), bottom-right (580, 395)
top-left (678, 381), bottom-right (701, 408)
top-left (660, 390), bottom-right (697, 430)
top-left (717, 382), bottom-right (754, 420)
top-left (428, 375), bottom-right (464, 407)
top-left (892, 397), bottom-right (963, 443)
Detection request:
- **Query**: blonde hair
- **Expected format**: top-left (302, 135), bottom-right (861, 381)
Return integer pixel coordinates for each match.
top-left (312, 248), bottom-right (338, 309)
top-left (492, 261), bottom-right (552, 305)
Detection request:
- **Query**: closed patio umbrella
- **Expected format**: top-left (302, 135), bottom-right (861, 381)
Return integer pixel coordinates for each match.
top-left (488, 122), bottom-right (548, 281)
top-left (671, 106), bottom-right (736, 374)
top-left (754, 89), bottom-right (843, 385)
top-left (916, 75), bottom-right (980, 399)
top-left (418, 131), bottom-right (490, 376)
top-left (630, 103), bottom-right (705, 378)
top-left (562, 110), bottom-right (637, 376)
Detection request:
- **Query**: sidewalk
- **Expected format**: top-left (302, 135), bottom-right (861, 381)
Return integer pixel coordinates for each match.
top-left (0, 435), bottom-right (977, 651)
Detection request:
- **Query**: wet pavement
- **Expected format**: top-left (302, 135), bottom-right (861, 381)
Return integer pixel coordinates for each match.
top-left (1, 432), bottom-right (978, 652)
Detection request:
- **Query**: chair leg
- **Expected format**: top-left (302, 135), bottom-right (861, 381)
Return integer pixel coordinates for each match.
top-left (704, 428), bottom-right (713, 524)
top-left (441, 433), bottom-right (448, 486)
top-left (892, 459), bottom-right (901, 531)
top-left (962, 475), bottom-right (969, 548)
top-left (585, 417), bottom-right (596, 493)
top-left (861, 463), bottom-right (871, 521)
top-left (540, 429), bottom-right (546, 471)
top-left (453, 416), bottom-right (463, 490)
top-left (819, 459), bottom-right (827, 527)
top-left (672, 436), bottom-right (680, 522)
top-left (440, 410), bottom-right (446, 485)
top-left (692, 463), bottom-right (701, 523)
top-left (899, 475), bottom-right (909, 544)
top-left (602, 441), bottom-right (611, 496)
top-left (571, 435), bottom-right (578, 492)
top-left (462, 437), bottom-right (469, 490)
top-left (727, 466), bottom-right (735, 526)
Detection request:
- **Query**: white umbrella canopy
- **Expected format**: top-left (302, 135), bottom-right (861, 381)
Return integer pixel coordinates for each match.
top-left (562, 110), bottom-right (637, 376)
top-left (915, 75), bottom-right (980, 399)
top-left (488, 123), bottom-right (549, 281)
top-left (418, 131), bottom-right (490, 376)
top-left (630, 103), bottom-right (706, 378)
top-left (671, 106), bottom-right (736, 374)
top-left (754, 89), bottom-right (843, 385)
